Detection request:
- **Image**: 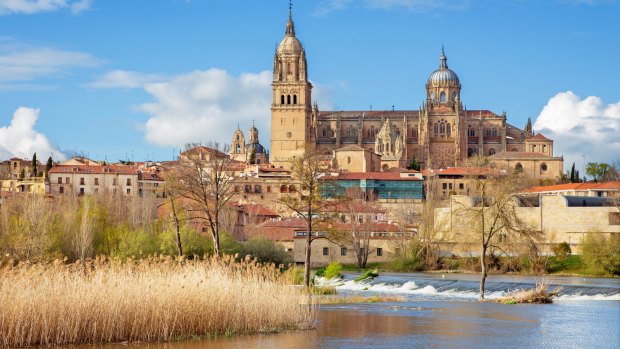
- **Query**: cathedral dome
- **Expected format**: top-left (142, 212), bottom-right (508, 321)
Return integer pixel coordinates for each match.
top-left (246, 142), bottom-right (267, 155)
top-left (427, 49), bottom-right (460, 86)
top-left (277, 36), bottom-right (303, 55)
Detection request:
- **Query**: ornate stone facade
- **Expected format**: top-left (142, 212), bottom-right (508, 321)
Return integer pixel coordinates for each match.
top-left (261, 8), bottom-right (563, 179)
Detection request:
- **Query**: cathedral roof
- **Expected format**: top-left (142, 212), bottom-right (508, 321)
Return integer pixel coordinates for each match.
top-left (528, 133), bottom-right (553, 142)
top-left (427, 48), bottom-right (460, 86)
top-left (246, 142), bottom-right (267, 154)
top-left (277, 7), bottom-right (303, 55)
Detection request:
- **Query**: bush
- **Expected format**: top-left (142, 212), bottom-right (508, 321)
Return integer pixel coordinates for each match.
top-left (355, 269), bottom-right (379, 282)
top-left (240, 237), bottom-right (292, 266)
top-left (552, 242), bottom-right (572, 262)
top-left (324, 261), bottom-right (343, 280)
top-left (581, 232), bottom-right (620, 276)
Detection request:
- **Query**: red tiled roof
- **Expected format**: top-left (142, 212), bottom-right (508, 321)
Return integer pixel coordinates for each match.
top-left (525, 181), bottom-right (620, 193)
top-left (324, 221), bottom-right (401, 233)
top-left (49, 165), bottom-right (138, 175)
top-left (245, 217), bottom-right (307, 241)
top-left (422, 167), bottom-right (494, 177)
top-left (489, 151), bottom-right (556, 160)
top-left (237, 204), bottom-right (279, 217)
top-left (323, 172), bottom-right (423, 181)
top-left (528, 133), bottom-right (553, 142)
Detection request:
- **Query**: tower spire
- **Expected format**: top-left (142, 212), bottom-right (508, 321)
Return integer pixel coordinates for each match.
top-left (286, 0), bottom-right (295, 36)
top-left (440, 46), bottom-right (448, 69)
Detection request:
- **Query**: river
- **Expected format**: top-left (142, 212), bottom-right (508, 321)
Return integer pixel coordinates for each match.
top-left (67, 273), bottom-right (620, 349)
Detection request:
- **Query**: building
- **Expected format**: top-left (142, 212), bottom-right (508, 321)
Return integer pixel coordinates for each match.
top-left (48, 164), bottom-right (138, 196)
top-left (524, 182), bottom-right (620, 198)
top-left (252, 7), bottom-right (563, 181)
top-left (230, 124), bottom-right (269, 165)
top-left (322, 172), bottom-right (424, 202)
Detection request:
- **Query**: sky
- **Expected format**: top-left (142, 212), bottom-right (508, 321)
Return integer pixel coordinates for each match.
top-left (0, 0), bottom-right (618, 173)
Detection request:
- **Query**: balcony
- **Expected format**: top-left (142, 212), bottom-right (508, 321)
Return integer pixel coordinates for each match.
top-left (468, 136), bottom-right (479, 144)
top-left (484, 136), bottom-right (501, 143)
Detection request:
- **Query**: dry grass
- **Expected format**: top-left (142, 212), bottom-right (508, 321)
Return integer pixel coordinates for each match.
top-left (0, 255), bottom-right (316, 348)
top-left (496, 281), bottom-right (562, 304)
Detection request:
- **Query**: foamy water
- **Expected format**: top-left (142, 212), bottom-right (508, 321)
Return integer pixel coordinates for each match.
top-left (316, 274), bottom-right (620, 301)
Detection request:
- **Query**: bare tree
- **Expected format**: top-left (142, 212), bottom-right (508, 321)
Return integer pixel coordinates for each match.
top-left (168, 143), bottom-right (238, 256)
top-left (326, 188), bottom-right (380, 269)
top-left (279, 152), bottom-right (331, 287)
top-left (455, 157), bottom-right (542, 300)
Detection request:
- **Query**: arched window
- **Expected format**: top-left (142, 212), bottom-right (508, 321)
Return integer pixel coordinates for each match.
top-left (370, 126), bottom-right (375, 137)
top-left (289, 185), bottom-right (297, 192)
top-left (440, 123), bottom-right (445, 134)
top-left (468, 128), bottom-right (475, 137)
top-left (515, 163), bottom-right (523, 173)
top-left (287, 95), bottom-right (291, 105)
top-left (468, 148), bottom-right (475, 157)
top-left (440, 91), bottom-right (446, 103)
top-left (293, 95), bottom-right (297, 105)
top-left (452, 92), bottom-right (457, 101)
top-left (236, 144), bottom-right (241, 153)
top-left (488, 148), bottom-right (496, 156)
top-left (280, 185), bottom-right (288, 193)
top-left (491, 129), bottom-right (498, 137)
top-left (281, 95), bottom-right (285, 104)
top-left (434, 124), bottom-right (439, 134)
top-left (322, 129), bottom-right (327, 137)
top-left (446, 124), bottom-right (451, 136)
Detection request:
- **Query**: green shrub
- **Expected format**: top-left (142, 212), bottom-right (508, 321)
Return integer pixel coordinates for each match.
top-left (240, 237), bottom-right (292, 265)
top-left (355, 269), bottom-right (379, 282)
top-left (314, 267), bottom-right (325, 278)
top-left (324, 261), bottom-right (343, 280)
top-left (552, 242), bottom-right (572, 262)
top-left (581, 232), bottom-right (620, 276)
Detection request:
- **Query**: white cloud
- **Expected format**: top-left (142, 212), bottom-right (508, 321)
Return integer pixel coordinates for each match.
top-left (0, 38), bottom-right (101, 89)
top-left (139, 69), bottom-right (273, 148)
top-left (315, 0), bottom-right (469, 14)
top-left (90, 70), bottom-right (165, 89)
top-left (0, 0), bottom-right (93, 15)
top-left (533, 91), bottom-right (620, 170)
top-left (0, 107), bottom-right (65, 161)
top-left (93, 68), bottom-right (334, 148)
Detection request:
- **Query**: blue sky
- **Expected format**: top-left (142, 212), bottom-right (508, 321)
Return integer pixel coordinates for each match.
top-left (0, 0), bottom-right (618, 171)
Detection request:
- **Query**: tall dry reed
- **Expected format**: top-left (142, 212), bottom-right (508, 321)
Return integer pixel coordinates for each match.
top-left (0, 255), bottom-right (315, 348)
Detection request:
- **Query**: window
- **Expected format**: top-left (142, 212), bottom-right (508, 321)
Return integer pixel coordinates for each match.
top-left (59, 186), bottom-right (64, 194)
top-left (459, 183), bottom-right (464, 190)
top-left (289, 185), bottom-right (296, 192)
top-left (341, 247), bottom-right (347, 256)
top-left (79, 188), bottom-right (84, 195)
top-left (80, 177), bottom-right (85, 185)
top-left (287, 95), bottom-right (291, 105)
top-left (113, 178), bottom-right (117, 186)
top-left (254, 185), bottom-right (261, 193)
top-left (452, 91), bottom-right (457, 101)
top-left (488, 148), bottom-right (496, 156)
top-left (293, 95), bottom-right (297, 104)
top-left (442, 183), bottom-right (447, 190)
top-left (280, 185), bottom-right (288, 193)
top-left (468, 128), bottom-right (475, 136)
top-left (94, 178), bottom-right (99, 186)
top-left (468, 148), bottom-right (475, 157)
top-left (515, 163), bottom-right (523, 173)
top-left (449, 183), bottom-right (453, 190)
top-left (540, 163), bottom-right (548, 172)
top-left (266, 186), bottom-right (271, 193)
top-left (244, 185), bottom-right (251, 193)
top-left (127, 188), bottom-right (131, 195)
top-left (377, 248), bottom-right (383, 257)
top-left (57, 177), bottom-right (62, 184)
top-left (440, 91), bottom-right (446, 103)
top-left (322, 247), bottom-right (329, 256)
top-left (281, 95), bottom-right (285, 104)
top-left (65, 177), bottom-right (70, 184)
top-left (126, 178), bottom-right (131, 186)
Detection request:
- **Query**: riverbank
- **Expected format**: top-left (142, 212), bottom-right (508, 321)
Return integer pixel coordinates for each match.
top-left (0, 256), bottom-right (315, 348)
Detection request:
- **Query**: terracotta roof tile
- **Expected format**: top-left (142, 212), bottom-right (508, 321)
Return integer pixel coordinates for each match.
top-left (529, 133), bottom-right (553, 142)
top-left (49, 165), bottom-right (138, 175)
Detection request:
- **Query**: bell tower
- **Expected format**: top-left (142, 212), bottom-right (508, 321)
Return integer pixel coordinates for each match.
top-left (270, 4), bottom-right (314, 169)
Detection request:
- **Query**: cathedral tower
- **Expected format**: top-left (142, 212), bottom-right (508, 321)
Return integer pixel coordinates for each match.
top-left (270, 6), bottom-right (314, 168)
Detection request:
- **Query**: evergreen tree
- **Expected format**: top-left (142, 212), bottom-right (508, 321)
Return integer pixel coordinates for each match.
top-left (31, 152), bottom-right (38, 177)
top-left (45, 156), bottom-right (53, 176)
top-left (570, 163), bottom-right (576, 183)
top-left (248, 147), bottom-right (256, 165)
top-left (407, 156), bottom-right (420, 171)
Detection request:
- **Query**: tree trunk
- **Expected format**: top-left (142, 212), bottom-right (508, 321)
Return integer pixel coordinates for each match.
top-left (304, 211), bottom-right (312, 288)
top-left (169, 196), bottom-right (183, 257)
top-left (480, 245), bottom-right (487, 300)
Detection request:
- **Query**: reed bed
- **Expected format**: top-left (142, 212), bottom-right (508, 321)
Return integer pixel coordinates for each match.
top-left (495, 281), bottom-right (562, 304)
top-left (0, 255), bottom-right (316, 348)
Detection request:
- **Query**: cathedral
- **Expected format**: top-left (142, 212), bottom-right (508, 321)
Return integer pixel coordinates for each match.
top-left (233, 7), bottom-right (563, 180)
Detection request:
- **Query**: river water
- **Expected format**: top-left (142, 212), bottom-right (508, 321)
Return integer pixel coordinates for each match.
top-left (69, 273), bottom-right (620, 349)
